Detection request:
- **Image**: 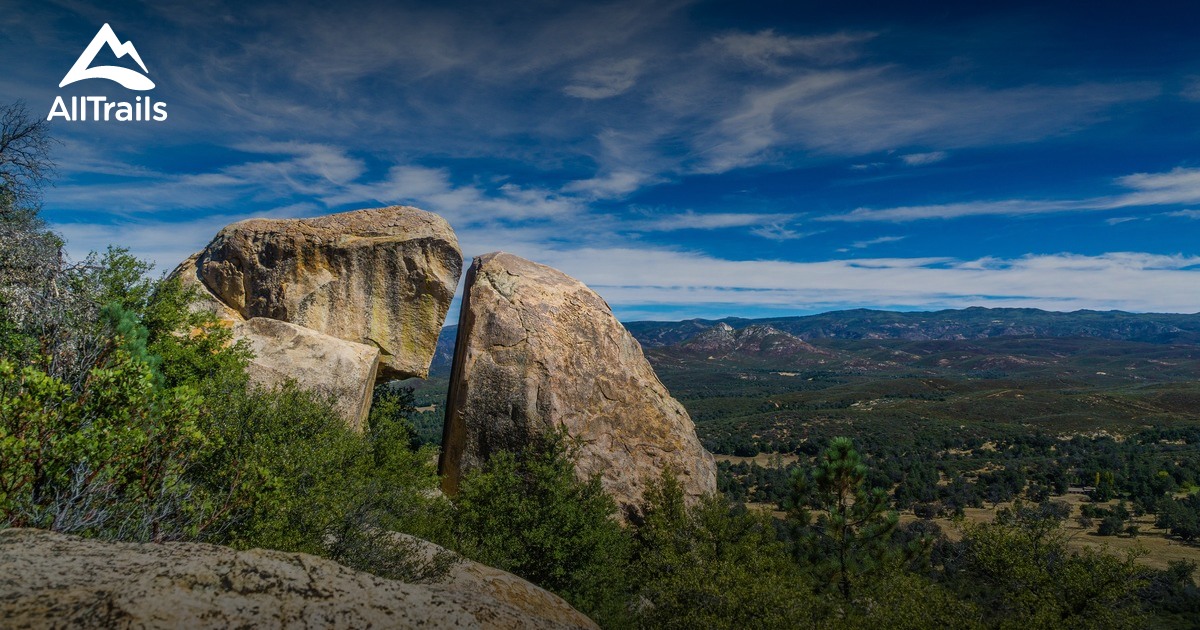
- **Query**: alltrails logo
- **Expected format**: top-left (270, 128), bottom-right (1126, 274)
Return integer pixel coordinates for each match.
top-left (47, 23), bottom-right (167, 122)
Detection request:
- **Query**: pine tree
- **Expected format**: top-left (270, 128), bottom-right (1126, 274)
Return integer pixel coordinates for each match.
top-left (786, 437), bottom-right (899, 599)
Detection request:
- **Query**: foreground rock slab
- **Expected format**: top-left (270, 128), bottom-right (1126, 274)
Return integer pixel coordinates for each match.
top-left (0, 529), bottom-right (596, 630)
top-left (191, 205), bottom-right (462, 380)
top-left (393, 533), bottom-right (599, 629)
top-left (439, 252), bottom-right (717, 514)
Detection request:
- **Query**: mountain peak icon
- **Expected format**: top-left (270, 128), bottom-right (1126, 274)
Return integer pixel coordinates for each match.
top-left (59, 23), bottom-right (155, 91)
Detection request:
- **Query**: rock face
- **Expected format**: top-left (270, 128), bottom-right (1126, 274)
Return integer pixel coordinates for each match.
top-left (439, 252), bottom-right (717, 514)
top-left (393, 533), bottom-right (599, 629)
top-left (172, 253), bottom-right (382, 428)
top-left (234, 318), bottom-right (380, 431)
top-left (190, 205), bottom-right (461, 380)
top-left (0, 528), bottom-right (596, 630)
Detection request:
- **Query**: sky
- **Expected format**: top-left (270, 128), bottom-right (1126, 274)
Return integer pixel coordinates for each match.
top-left (4, 0), bottom-right (1199, 320)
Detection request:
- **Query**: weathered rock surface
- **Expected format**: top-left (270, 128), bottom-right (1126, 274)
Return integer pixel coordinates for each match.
top-left (191, 205), bottom-right (461, 380)
top-left (235, 318), bottom-right (380, 431)
top-left (169, 206), bottom-right (462, 425)
top-left (439, 252), bottom-right (717, 514)
top-left (172, 251), bottom-right (243, 326)
top-left (170, 253), bottom-right (381, 428)
top-left (0, 528), bottom-right (596, 630)
top-left (393, 533), bottom-right (599, 629)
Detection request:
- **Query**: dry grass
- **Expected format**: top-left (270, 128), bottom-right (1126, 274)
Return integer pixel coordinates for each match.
top-left (723, 452), bottom-right (1199, 572)
top-left (899, 492), bottom-right (1200, 571)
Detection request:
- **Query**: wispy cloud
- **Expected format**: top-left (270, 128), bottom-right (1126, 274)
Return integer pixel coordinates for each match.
top-left (630, 211), bottom-right (799, 232)
top-left (534, 249), bottom-right (1200, 315)
top-left (690, 71), bottom-right (1156, 173)
top-left (713, 30), bottom-right (874, 69)
top-left (824, 166), bottom-right (1200, 222)
top-left (824, 199), bottom-right (1084, 222)
top-left (900, 151), bottom-right (947, 166)
top-left (562, 170), bottom-right (659, 199)
top-left (564, 58), bottom-right (643, 99)
top-left (322, 165), bottom-right (581, 222)
top-left (28, 3), bottom-right (1159, 202)
top-left (1108, 167), bottom-right (1200, 207)
top-left (749, 224), bottom-right (819, 241)
top-left (47, 143), bottom-right (370, 212)
top-left (851, 235), bottom-right (907, 248)
top-left (1181, 76), bottom-right (1200, 102)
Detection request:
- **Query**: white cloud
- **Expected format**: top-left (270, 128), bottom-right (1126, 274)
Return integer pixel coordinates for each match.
top-left (1108, 167), bottom-right (1200, 207)
top-left (900, 151), bottom-right (947, 166)
top-left (824, 199), bottom-right (1085, 222)
top-left (851, 235), bottom-right (906, 248)
top-left (1166, 209), bottom-right (1200, 219)
top-left (691, 70), bottom-right (1156, 172)
top-left (564, 59), bottom-right (643, 99)
top-left (1105, 216), bottom-right (1138, 225)
top-left (48, 171), bottom-right (1200, 315)
top-left (562, 170), bottom-right (658, 199)
top-left (528, 249), bottom-right (1200, 314)
top-left (823, 166), bottom-right (1200, 222)
top-left (623, 211), bottom-right (797, 232)
top-left (324, 165), bottom-right (581, 223)
top-left (233, 140), bottom-right (367, 184)
top-left (46, 142), bottom-right (371, 212)
top-left (1182, 76), bottom-right (1200, 102)
top-left (713, 30), bottom-right (874, 69)
top-left (749, 224), bottom-right (819, 241)
top-left (54, 203), bottom-right (322, 269)
top-left (47, 142), bottom-right (583, 228)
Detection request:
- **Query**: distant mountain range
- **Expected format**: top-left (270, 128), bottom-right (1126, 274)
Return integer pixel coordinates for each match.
top-left (417, 306), bottom-right (1200, 455)
top-left (430, 307), bottom-right (1200, 376)
top-left (625, 307), bottom-right (1200, 347)
top-left (668, 322), bottom-right (831, 359)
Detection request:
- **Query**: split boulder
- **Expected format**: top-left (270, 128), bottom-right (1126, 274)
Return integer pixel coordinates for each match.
top-left (170, 206), bottom-right (462, 426)
top-left (439, 252), bottom-right (717, 515)
top-left (190, 205), bottom-right (461, 380)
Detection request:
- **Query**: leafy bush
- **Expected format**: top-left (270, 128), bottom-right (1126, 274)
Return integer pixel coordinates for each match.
top-left (945, 501), bottom-right (1148, 628)
top-left (450, 430), bottom-right (631, 624)
top-left (0, 190), bottom-right (451, 581)
top-left (190, 378), bottom-right (453, 582)
top-left (0, 340), bottom-right (206, 541)
top-left (632, 470), bottom-right (818, 629)
top-left (1156, 494), bottom-right (1200, 542)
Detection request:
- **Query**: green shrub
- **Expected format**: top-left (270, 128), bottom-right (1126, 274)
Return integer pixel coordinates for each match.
top-left (0, 347), bottom-right (205, 541)
top-left (451, 430), bottom-right (631, 625)
top-left (190, 379), bottom-right (452, 580)
top-left (947, 501), bottom-right (1148, 628)
top-left (632, 471), bottom-right (818, 629)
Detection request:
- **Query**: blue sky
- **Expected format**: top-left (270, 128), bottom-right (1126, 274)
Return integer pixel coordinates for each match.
top-left (4, 0), bottom-right (1199, 320)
